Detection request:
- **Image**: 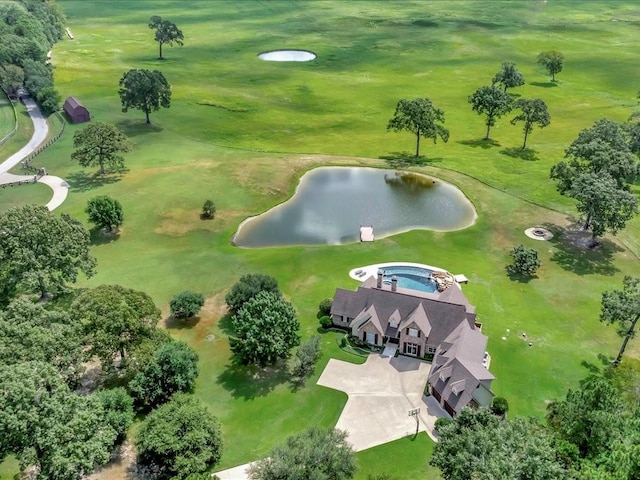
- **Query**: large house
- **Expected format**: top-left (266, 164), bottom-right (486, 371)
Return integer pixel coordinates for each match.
top-left (330, 270), bottom-right (494, 416)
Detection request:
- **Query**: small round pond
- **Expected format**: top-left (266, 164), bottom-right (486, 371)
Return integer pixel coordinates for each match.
top-left (232, 167), bottom-right (477, 248)
top-left (258, 50), bottom-right (316, 62)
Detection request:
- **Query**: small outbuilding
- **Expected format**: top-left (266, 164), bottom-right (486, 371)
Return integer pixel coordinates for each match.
top-left (63, 96), bottom-right (90, 123)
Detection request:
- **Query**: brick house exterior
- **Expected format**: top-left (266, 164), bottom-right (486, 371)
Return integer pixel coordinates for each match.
top-left (330, 270), bottom-right (494, 415)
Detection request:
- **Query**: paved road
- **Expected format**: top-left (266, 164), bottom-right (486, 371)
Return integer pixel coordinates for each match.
top-left (0, 97), bottom-right (68, 210)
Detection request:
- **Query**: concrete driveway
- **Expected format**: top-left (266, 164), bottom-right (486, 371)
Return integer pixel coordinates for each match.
top-left (317, 354), bottom-right (449, 451)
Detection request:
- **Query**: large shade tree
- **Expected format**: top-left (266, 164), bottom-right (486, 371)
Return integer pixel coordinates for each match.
top-left (230, 290), bottom-right (300, 366)
top-left (600, 276), bottom-right (640, 367)
top-left (550, 119), bottom-right (639, 194)
top-left (136, 393), bottom-right (223, 480)
top-left (431, 408), bottom-right (568, 480)
top-left (71, 122), bottom-right (132, 175)
top-left (387, 97), bottom-right (449, 157)
top-left (468, 85), bottom-right (512, 140)
top-left (510, 98), bottom-right (550, 149)
top-left (0, 205), bottom-right (96, 301)
top-left (118, 68), bottom-right (171, 124)
top-left (248, 428), bottom-right (356, 480)
top-left (0, 361), bottom-right (118, 479)
top-left (129, 340), bottom-right (199, 409)
top-left (148, 15), bottom-right (184, 60)
top-left (71, 284), bottom-right (161, 371)
top-left (225, 273), bottom-right (280, 313)
top-left (568, 172), bottom-right (638, 242)
top-left (0, 298), bottom-right (85, 386)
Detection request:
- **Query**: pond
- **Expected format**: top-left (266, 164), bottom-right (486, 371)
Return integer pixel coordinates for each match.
top-left (232, 167), bottom-right (477, 247)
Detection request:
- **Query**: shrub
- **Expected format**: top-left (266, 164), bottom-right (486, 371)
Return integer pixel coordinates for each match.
top-left (318, 298), bottom-right (333, 316)
top-left (434, 417), bottom-right (453, 433)
top-left (291, 335), bottom-right (322, 385)
top-left (491, 396), bottom-right (509, 417)
top-left (319, 315), bottom-right (332, 328)
top-left (506, 244), bottom-right (541, 276)
top-left (201, 199), bottom-right (216, 219)
top-left (170, 291), bottom-right (205, 319)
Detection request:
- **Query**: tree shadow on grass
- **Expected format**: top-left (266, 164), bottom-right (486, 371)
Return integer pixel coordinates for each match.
top-left (530, 81), bottom-right (558, 88)
top-left (501, 147), bottom-right (538, 161)
top-left (89, 227), bottom-right (120, 246)
top-left (544, 221), bottom-right (622, 276)
top-left (66, 171), bottom-right (124, 192)
top-left (164, 315), bottom-right (200, 330)
top-left (216, 360), bottom-right (289, 400)
top-left (506, 270), bottom-right (537, 284)
top-left (379, 152), bottom-right (442, 168)
top-left (458, 138), bottom-right (501, 149)
top-left (217, 313), bottom-right (234, 336)
top-left (114, 118), bottom-right (164, 137)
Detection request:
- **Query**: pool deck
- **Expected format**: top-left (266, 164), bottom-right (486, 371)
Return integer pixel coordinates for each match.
top-left (349, 261), bottom-right (447, 282)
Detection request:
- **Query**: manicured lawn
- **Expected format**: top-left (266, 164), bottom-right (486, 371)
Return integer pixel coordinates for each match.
top-left (3, 1), bottom-right (640, 479)
top-left (354, 433), bottom-right (441, 480)
top-left (0, 182), bottom-right (52, 211)
top-left (0, 96), bottom-right (16, 141)
top-left (0, 101), bottom-right (32, 162)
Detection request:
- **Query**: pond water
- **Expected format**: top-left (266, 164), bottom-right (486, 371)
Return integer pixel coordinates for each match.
top-left (232, 167), bottom-right (476, 248)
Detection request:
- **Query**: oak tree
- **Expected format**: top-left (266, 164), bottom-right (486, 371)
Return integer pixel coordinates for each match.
top-left (136, 394), bottom-right (223, 480)
top-left (492, 62), bottom-right (525, 92)
top-left (537, 50), bottom-right (565, 82)
top-left (387, 98), bottom-right (449, 157)
top-left (0, 205), bottom-right (96, 299)
top-left (129, 341), bottom-right (199, 409)
top-left (568, 172), bottom-right (638, 241)
top-left (118, 68), bottom-right (171, 124)
top-left (468, 85), bottom-right (512, 140)
top-left (510, 98), bottom-right (550, 149)
top-left (170, 291), bottom-right (205, 319)
top-left (71, 284), bottom-right (161, 371)
top-left (550, 119), bottom-right (639, 195)
top-left (86, 195), bottom-right (124, 232)
top-left (600, 276), bottom-right (640, 367)
top-left (225, 273), bottom-right (280, 313)
top-left (71, 122), bottom-right (132, 175)
top-left (230, 291), bottom-right (300, 366)
top-left (148, 15), bottom-right (184, 60)
top-left (248, 428), bottom-right (356, 480)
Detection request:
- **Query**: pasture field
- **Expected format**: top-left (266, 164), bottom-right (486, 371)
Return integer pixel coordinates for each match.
top-left (3, 1), bottom-right (640, 478)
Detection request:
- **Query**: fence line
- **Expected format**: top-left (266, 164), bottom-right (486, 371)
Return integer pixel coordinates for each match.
top-left (0, 86), bottom-right (18, 146)
top-left (21, 108), bottom-right (66, 175)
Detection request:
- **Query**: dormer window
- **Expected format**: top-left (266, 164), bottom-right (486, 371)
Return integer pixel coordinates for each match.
top-left (408, 328), bottom-right (419, 337)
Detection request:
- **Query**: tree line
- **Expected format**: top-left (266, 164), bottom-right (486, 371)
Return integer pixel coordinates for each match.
top-left (0, 0), bottom-right (65, 113)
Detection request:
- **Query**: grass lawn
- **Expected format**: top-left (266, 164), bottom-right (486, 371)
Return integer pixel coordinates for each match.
top-left (354, 433), bottom-right (441, 480)
top-left (0, 101), bottom-right (32, 162)
top-left (0, 182), bottom-right (52, 211)
top-left (0, 95), bottom-right (16, 141)
top-left (3, 1), bottom-right (640, 478)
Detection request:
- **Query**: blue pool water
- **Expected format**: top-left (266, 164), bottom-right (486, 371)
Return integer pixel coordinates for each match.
top-left (380, 266), bottom-right (437, 293)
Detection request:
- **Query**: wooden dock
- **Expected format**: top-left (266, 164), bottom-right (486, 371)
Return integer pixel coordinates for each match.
top-left (360, 225), bottom-right (374, 242)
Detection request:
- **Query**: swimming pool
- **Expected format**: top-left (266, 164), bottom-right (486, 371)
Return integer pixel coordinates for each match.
top-left (379, 265), bottom-right (437, 293)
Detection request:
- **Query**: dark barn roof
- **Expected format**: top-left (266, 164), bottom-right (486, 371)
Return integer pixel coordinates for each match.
top-left (63, 96), bottom-right (90, 123)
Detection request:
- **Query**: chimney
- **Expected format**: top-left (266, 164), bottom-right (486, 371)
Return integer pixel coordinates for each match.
top-left (376, 270), bottom-right (383, 288)
top-left (391, 276), bottom-right (398, 292)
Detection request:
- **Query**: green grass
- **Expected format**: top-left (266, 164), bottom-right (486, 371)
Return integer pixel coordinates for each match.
top-left (0, 95), bottom-right (16, 141)
top-left (0, 101), bottom-right (31, 162)
top-left (3, 1), bottom-right (640, 478)
top-left (354, 433), bottom-right (441, 480)
top-left (0, 182), bottom-right (52, 211)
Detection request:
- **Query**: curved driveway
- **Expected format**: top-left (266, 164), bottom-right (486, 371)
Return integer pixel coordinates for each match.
top-left (0, 96), bottom-right (69, 210)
